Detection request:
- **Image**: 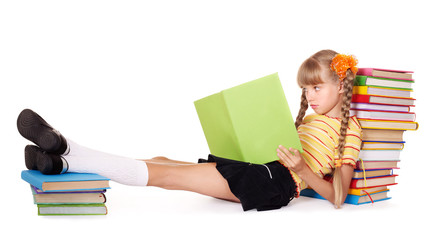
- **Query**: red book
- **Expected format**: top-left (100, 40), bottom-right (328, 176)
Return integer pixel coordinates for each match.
top-left (350, 175), bottom-right (398, 188)
top-left (352, 94), bottom-right (415, 106)
top-left (357, 68), bottom-right (413, 80)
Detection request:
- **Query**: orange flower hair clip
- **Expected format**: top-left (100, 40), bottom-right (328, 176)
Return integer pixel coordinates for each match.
top-left (330, 54), bottom-right (358, 81)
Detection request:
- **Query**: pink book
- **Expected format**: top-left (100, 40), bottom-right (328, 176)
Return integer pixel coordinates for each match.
top-left (357, 68), bottom-right (414, 81)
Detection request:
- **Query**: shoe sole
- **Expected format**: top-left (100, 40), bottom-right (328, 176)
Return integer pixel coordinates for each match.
top-left (37, 153), bottom-right (64, 175)
top-left (24, 145), bottom-right (39, 170)
top-left (17, 109), bottom-right (65, 153)
top-left (25, 145), bottom-right (63, 175)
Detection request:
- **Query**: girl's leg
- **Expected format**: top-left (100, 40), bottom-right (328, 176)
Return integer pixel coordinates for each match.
top-left (17, 109), bottom-right (237, 201)
top-left (54, 140), bottom-right (239, 202)
top-left (147, 162), bottom-right (239, 202)
top-left (64, 139), bottom-right (150, 186)
top-left (141, 156), bottom-right (196, 165)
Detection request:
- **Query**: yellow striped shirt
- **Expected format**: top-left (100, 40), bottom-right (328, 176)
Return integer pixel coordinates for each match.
top-left (290, 114), bottom-right (362, 195)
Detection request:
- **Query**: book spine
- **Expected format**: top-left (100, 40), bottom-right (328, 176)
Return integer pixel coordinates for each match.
top-left (354, 75), bottom-right (368, 86)
top-left (352, 94), bottom-right (371, 103)
top-left (357, 68), bottom-right (375, 77)
top-left (352, 86), bottom-right (369, 95)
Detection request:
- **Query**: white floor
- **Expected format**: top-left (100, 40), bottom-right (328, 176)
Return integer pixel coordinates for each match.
top-left (5, 158), bottom-right (426, 240)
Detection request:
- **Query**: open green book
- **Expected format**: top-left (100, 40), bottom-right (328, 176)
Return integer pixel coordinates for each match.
top-left (194, 73), bottom-right (302, 164)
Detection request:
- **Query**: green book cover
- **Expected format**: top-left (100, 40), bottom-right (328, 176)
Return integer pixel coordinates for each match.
top-left (354, 75), bottom-right (414, 90)
top-left (194, 73), bottom-right (302, 164)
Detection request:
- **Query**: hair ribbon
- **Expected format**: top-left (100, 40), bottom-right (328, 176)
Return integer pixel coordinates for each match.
top-left (330, 54), bottom-right (358, 81)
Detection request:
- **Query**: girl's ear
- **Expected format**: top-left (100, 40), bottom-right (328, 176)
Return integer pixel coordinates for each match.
top-left (338, 81), bottom-right (345, 93)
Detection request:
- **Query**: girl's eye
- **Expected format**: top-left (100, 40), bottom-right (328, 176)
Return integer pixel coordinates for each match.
top-left (303, 88), bottom-right (307, 92)
top-left (314, 86), bottom-right (320, 91)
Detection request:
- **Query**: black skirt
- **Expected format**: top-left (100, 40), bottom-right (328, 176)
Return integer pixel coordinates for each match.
top-left (199, 154), bottom-right (297, 211)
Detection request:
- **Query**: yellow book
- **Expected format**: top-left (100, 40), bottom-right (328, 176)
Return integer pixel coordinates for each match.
top-left (353, 86), bottom-right (412, 98)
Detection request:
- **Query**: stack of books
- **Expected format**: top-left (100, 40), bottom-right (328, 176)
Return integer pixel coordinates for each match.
top-left (21, 170), bottom-right (110, 215)
top-left (301, 68), bottom-right (418, 205)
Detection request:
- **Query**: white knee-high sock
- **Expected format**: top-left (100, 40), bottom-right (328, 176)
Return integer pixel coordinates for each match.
top-left (63, 139), bottom-right (148, 186)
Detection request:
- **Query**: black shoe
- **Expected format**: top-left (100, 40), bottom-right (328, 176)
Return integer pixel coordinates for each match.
top-left (24, 145), bottom-right (40, 170)
top-left (25, 145), bottom-right (68, 175)
top-left (17, 109), bottom-right (68, 155)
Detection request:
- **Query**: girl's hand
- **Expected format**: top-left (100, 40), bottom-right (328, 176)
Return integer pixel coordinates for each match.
top-left (277, 145), bottom-right (308, 175)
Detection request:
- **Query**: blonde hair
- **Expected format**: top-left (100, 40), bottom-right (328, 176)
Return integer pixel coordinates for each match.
top-left (295, 49), bottom-right (356, 208)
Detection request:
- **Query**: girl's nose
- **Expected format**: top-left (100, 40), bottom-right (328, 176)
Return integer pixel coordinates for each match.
top-left (306, 90), bottom-right (314, 101)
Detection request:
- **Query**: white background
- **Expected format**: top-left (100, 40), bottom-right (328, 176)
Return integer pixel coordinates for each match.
top-left (1, 0), bottom-right (428, 239)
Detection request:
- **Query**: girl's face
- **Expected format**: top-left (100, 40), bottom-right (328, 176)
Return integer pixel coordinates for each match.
top-left (302, 68), bottom-right (344, 118)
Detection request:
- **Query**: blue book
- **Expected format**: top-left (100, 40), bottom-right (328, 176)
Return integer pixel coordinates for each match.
top-left (21, 170), bottom-right (110, 192)
top-left (300, 188), bottom-right (391, 205)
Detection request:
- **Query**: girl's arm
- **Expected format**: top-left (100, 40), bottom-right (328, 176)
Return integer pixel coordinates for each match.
top-left (277, 145), bottom-right (354, 205)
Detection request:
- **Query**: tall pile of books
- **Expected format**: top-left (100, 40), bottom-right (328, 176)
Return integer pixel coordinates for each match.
top-left (348, 68), bottom-right (417, 204)
top-left (21, 170), bottom-right (110, 215)
top-left (301, 68), bottom-right (417, 205)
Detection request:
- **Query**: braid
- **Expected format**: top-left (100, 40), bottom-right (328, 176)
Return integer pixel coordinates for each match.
top-left (295, 89), bottom-right (308, 129)
top-left (337, 69), bottom-right (355, 160)
top-left (333, 69), bottom-right (355, 208)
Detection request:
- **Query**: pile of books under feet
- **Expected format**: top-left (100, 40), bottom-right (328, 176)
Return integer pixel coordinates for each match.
top-left (21, 170), bottom-right (110, 215)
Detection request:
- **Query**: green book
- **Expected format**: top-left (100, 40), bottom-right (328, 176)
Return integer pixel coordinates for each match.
top-left (194, 73), bottom-right (302, 164)
top-left (354, 75), bottom-right (414, 90)
top-left (37, 203), bottom-right (107, 215)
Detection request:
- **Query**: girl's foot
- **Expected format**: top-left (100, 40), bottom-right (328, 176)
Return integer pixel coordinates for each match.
top-left (17, 109), bottom-right (68, 155)
top-left (24, 145), bottom-right (40, 170)
top-left (24, 145), bottom-right (68, 175)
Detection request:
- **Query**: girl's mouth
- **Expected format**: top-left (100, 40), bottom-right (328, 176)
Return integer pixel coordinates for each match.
top-left (310, 105), bottom-right (318, 109)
